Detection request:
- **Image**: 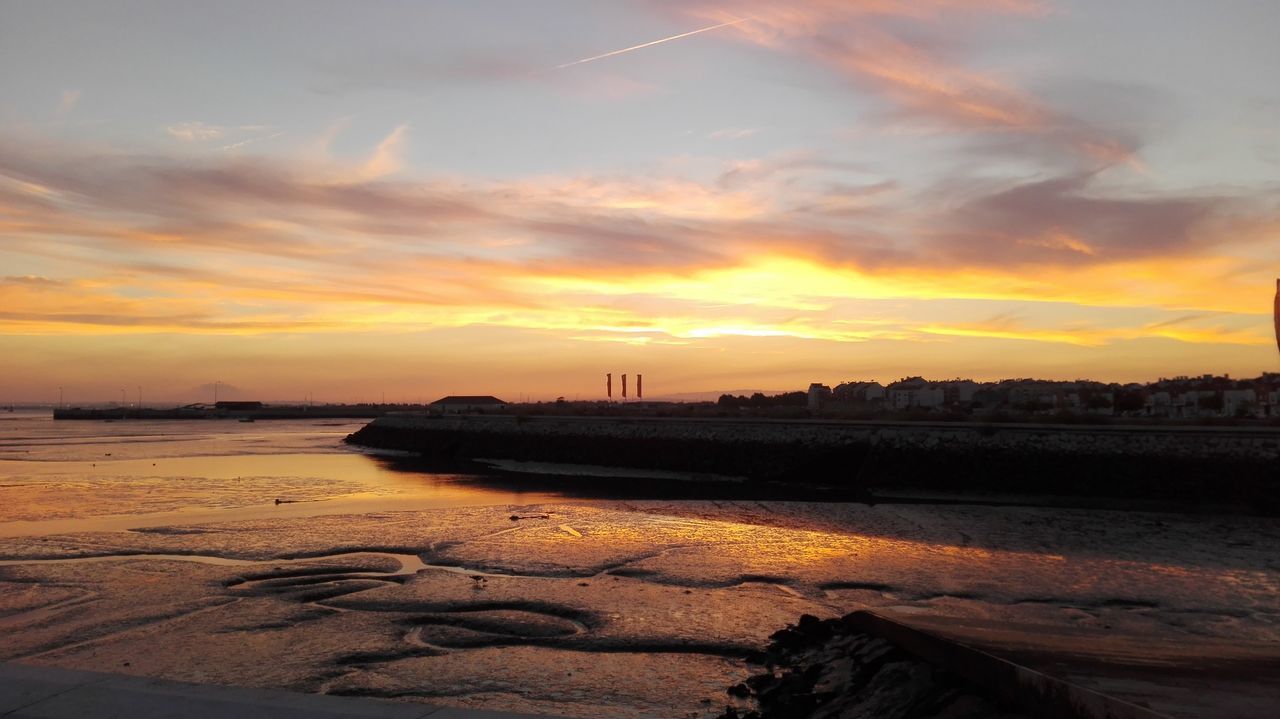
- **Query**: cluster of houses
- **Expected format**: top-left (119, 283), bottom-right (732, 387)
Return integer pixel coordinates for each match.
top-left (412, 377), bottom-right (1280, 420)
top-left (807, 373), bottom-right (1280, 418)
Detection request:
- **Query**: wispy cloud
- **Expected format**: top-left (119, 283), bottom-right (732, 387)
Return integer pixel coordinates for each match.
top-left (668, 0), bottom-right (1136, 169)
top-left (919, 315), bottom-right (1268, 348)
top-left (166, 121), bottom-right (226, 141)
top-left (167, 122), bottom-right (281, 150)
top-left (708, 127), bottom-right (758, 140)
top-left (0, 132), bottom-right (1274, 354)
top-left (215, 131), bottom-right (285, 152)
top-left (916, 171), bottom-right (1249, 267)
top-left (356, 124), bottom-right (409, 180)
top-left (6, 1), bottom-right (1279, 398)
top-left (55, 89), bottom-right (81, 118)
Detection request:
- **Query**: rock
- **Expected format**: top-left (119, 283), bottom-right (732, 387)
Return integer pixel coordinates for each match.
top-left (725, 612), bottom-right (1027, 718)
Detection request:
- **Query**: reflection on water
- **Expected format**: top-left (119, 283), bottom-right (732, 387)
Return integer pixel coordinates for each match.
top-left (0, 412), bottom-right (868, 538)
top-left (0, 411), bottom-right (367, 461)
top-left (0, 550), bottom-right (428, 575)
top-left (2, 412), bottom-right (1278, 718)
top-left (0, 413), bottom-right (564, 537)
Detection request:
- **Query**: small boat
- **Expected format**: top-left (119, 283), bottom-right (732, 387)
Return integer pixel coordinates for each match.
top-left (239, 417), bottom-right (256, 423)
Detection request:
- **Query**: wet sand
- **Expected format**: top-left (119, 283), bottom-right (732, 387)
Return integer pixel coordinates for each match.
top-left (2, 415), bottom-right (1277, 717)
top-left (1, 501), bottom-right (1277, 718)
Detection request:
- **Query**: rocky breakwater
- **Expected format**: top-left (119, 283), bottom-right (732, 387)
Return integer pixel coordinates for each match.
top-left (716, 614), bottom-right (1029, 719)
top-left (347, 415), bottom-right (1280, 511)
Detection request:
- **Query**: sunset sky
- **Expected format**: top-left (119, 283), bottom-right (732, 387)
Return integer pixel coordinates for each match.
top-left (2, 0), bottom-right (1279, 403)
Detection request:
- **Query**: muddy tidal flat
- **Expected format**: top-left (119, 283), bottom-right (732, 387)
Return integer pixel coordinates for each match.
top-left (3, 502), bottom-right (1279, 717)
top-left (1, 413), bottom-right (1278, 718)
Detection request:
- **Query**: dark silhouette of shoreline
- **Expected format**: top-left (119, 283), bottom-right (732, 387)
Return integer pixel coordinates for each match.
top-left (349, 415), bottom-right (1280, 515)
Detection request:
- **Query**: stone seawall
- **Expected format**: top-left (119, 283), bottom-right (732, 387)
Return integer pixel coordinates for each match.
top-left (347, 415), bottom-right (1280, 511)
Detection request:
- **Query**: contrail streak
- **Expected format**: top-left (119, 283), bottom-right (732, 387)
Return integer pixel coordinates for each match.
top-left (553, 18), bottom-right (748, 70)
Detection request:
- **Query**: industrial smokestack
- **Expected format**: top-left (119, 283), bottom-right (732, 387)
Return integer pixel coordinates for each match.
top-left (1274, 279), bottom-right (1279, 357)
top-left (637, 374), bottom-right (643, 399)
top-left (622, 374), bottom-right (628, 399)
top-left (607, 373), bottom-right (612, 399)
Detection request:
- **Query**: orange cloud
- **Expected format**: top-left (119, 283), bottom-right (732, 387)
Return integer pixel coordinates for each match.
top-left (1, 134), bottom-right (1274, 379)
top-left (919, 319), bottom-right (1269, 349)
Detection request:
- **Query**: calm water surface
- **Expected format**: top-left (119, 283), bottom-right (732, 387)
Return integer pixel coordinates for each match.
top-left (0, 411), bottom-right (564, 537)
top-left (1, 411), bottom-right (1277, 719)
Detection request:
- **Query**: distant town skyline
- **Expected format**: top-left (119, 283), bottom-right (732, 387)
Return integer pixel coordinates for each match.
top-left (2, 1), bottom-right (1279, 402)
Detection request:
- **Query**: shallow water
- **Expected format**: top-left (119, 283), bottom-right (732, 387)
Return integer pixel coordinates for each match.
top-left (1, 411), bottom-right (1277, 718)
top-left (0, 412), bottom-right (564, 537)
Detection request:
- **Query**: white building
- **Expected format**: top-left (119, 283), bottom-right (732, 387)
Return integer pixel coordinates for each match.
top-left (833, 381), bottom-right (886, 402)
top-left (1171, 390), bottom-right (1211, 418)
top-left (807, 383), bottom-right (832, 411)
top-left (887, 378), bottom-right (945, 410)
top-left (1145, 391), bottom-right (1173, 416)
top-left (942, 380), bottom-right (979, 404)
top-left (1222, 389), bottom-right (1258, 417)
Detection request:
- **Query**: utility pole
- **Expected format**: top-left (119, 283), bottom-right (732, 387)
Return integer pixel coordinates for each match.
top-left (58, 386), bottom-right (63, 408)
top-left (214, 380), bottom-right (220, 404)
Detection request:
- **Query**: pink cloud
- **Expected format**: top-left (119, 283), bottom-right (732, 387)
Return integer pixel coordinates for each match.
top-left (662, 0), bottom-right (1135, 168)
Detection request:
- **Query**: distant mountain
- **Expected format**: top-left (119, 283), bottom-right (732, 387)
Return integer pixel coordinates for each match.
top-left (646, 389), bottom-right (792, 403)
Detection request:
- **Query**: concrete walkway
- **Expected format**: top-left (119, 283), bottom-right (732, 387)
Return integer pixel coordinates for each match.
top-left (0, 663), bottom-right (562, 719)
top-left (860, 611), bottom-right (1280, 719)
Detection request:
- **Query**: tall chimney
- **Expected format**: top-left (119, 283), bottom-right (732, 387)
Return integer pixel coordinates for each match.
top-left (607, 373), bottom-right (612, 399)
top-left (637, 374), bottom-right (643, 399)
top-left (622, 374), bottom-right (628, 399)
top-left (1274, 279), bottom-right (1279, 357)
